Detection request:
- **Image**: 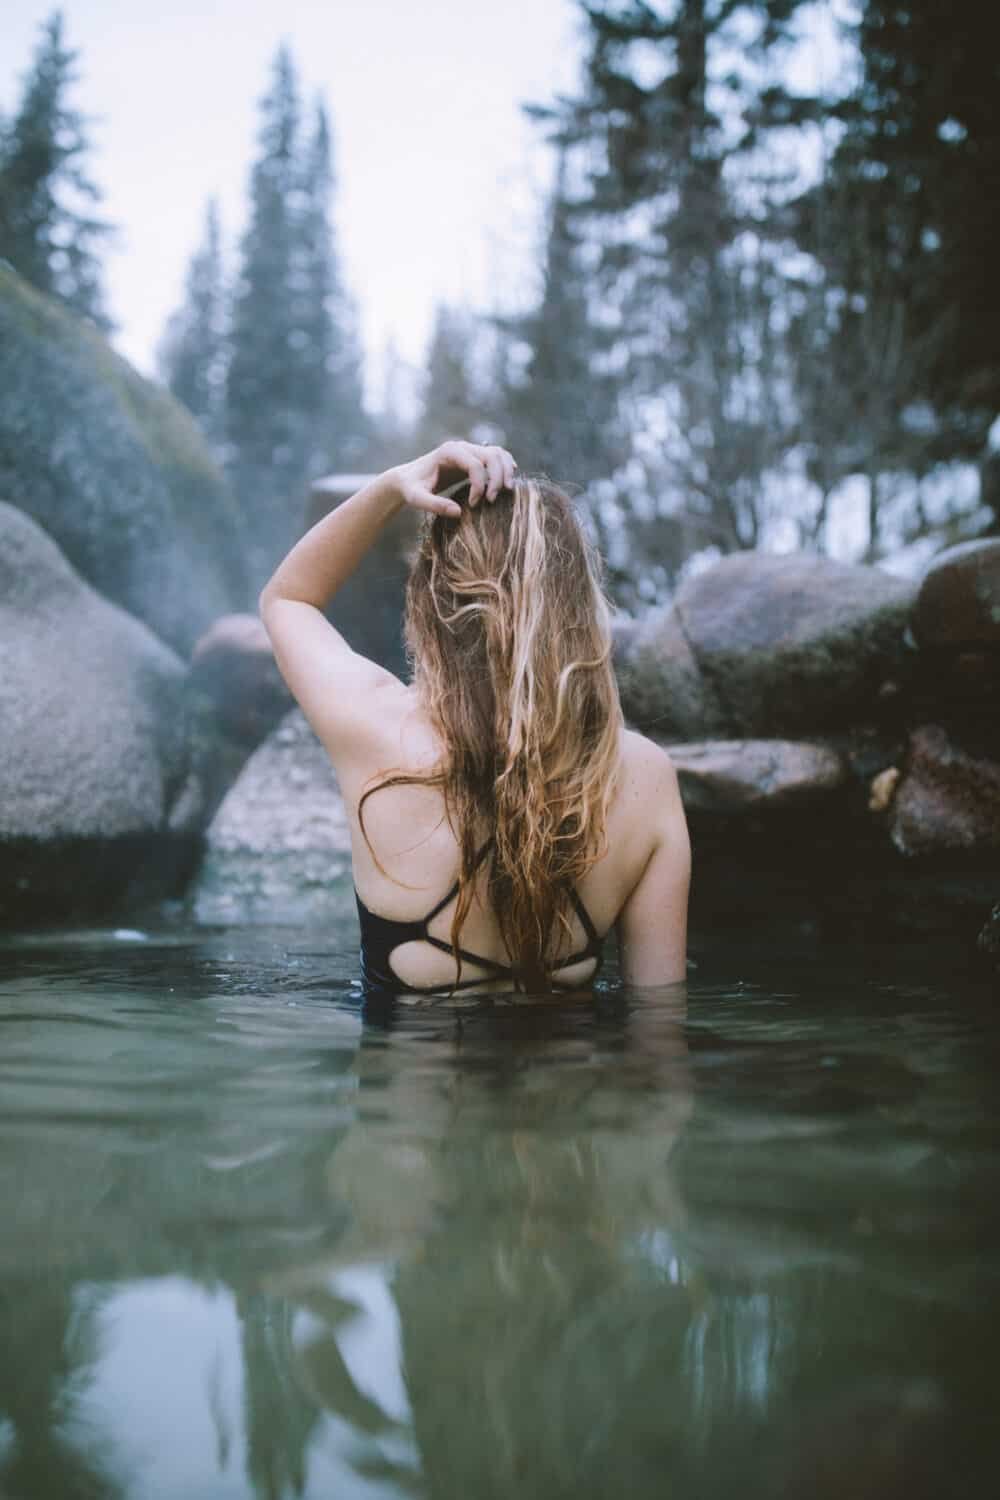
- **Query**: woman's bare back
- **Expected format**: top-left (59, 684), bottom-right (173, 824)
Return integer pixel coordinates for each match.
top-left (341, 684), bottom-right (682, 994)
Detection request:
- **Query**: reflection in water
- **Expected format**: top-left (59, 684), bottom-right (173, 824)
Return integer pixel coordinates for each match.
top-left (285, 992), bottom-right (694, 1500)
top-left (0, 930), bottom-right (997, 1498)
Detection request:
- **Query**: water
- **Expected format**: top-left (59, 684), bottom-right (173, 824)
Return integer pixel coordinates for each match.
top-left (0, 913), bottom-right (997, 1500)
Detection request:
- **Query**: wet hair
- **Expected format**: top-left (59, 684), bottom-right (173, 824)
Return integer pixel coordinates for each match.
top-left (360, 476), bottom-right (622, 991)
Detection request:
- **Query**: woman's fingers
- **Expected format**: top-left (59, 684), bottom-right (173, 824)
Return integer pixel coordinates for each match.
top-left (431, 440), bottom-right (519, 508)
top-left (479, 446), bottom-right (505, 501)
top-left (484, 445), bottom-right (517, 495)
top-left (411, 484), bottom-right (462, 518)
top-left (462, 454), bottom-right (488, 504)
top-left (436, 441), bottom-right (486, 502)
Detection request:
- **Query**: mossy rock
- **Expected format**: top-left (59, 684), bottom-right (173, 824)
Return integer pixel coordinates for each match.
top-left (0, 264), bottom-right (247, 654)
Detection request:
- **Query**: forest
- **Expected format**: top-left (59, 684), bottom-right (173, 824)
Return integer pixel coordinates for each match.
top-left (2, 3), bottom-right (997, 606)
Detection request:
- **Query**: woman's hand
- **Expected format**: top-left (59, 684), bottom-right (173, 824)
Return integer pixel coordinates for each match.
top-left (391, 440), bottom-right (518, 519)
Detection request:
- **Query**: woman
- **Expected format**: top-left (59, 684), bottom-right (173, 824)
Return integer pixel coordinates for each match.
top-left (260, 439), bottom-right (690, 996)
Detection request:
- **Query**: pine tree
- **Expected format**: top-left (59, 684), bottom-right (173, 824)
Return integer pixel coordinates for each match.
top-left (500, 148), bottom-right (623, 488)
top-left (415, 305), bottom-right (484, 451)
top-left (157, 198), bottom-right (228, 454)
top-left (295, 99), bottom-right (369, 476)
top-left (826, 0), bottom-right (999, 453)
top-left (773, 0), bottom-right (1000, 554)
top-left (0, 9), bottom-right (113, 329)
top-left (225, 49), bottom-right (370, 585)
top-left (225, 43), bottom-right (305, 586)
top-left (529, 0), bottom-right (811, 557)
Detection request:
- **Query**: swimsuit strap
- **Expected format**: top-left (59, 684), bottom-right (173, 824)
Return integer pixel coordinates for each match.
top-left (421, 933), bottom-right (513, 976)
top-left (422, 836), bottom-right (496, 925)
top-left (567, 883), bottom-right (601, 949)
top-left (357, 834), bottom-right (606, 993)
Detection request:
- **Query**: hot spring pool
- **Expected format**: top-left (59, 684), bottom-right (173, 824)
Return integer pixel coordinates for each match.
top-left (0, 918), bottom-right (996, 1499)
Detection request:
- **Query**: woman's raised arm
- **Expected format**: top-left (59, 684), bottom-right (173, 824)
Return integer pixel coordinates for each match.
top-left (258, 442), bottom-right (515, 776)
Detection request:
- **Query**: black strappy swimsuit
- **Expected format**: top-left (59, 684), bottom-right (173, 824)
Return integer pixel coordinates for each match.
top-left (355, 837), bottom-right (605, 994)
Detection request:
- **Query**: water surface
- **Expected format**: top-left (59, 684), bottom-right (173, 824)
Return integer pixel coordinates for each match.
top-left (1, 917), bottom-right (997, 1499)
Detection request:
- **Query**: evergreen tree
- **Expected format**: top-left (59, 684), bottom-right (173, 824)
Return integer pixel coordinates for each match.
top-left (773, 0), bottom-right (1000, 554)
top-left (529, 0), bottom-right (809, 558)
top-left (225, 43), bottom-right (302, 584)
top-left (157, 197), bottom-right (228, 454)
top-left (501, 149), bottom-right (623, 488)
top-left (0, 9), bottom-right (113, 330)
top-left (295, 98), bottom-right (369, 475)
top-left (225, 48), bottom-right (370, 584)
top-left (826, 1), bottom-right (999, 454)
top-left (415, 305), bottom-right (484, 451)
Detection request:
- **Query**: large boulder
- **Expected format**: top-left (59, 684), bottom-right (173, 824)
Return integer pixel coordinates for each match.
top-left (0, 504), bottom-right (198, 924)
top-left (0, 264), bottom-right (247, 655)
top-left (191, 709), bottom-right (354, 926)
top-left (620, 553), bottom-right (915, 736)
top-left (677, 552), bottom-right (915, 735)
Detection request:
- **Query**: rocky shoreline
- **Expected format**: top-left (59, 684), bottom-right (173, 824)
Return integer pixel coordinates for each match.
top-left (617, 541), bottom-right (1000, 952)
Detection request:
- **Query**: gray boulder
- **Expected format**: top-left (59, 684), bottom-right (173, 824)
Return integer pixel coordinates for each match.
top-left (621, 552), bottom-right (915, 736)
top-left (667, 739), bottom-right (846, 814)
top-left (0, 504), bottom-right (197, 923)
top-left (617, 605), bottom-right (726, 739)
top-left (191, 709), bottom-right (354, 926)
top-left (0, 264), bottom-right (247, 655)
top-left (180, 613), bottom-right (294, 831)
top-left (188, 613), bottom-right (292, 747)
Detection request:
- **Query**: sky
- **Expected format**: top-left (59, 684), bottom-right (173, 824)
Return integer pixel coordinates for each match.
top-left (1, 0), bottom-right (582, 398)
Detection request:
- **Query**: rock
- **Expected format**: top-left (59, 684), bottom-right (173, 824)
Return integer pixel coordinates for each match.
top-left (617, 603), bottom-right (726, 738)
top-left (0, 264), bottom-right (247, 655)
top-left (0, 503), bottom-right (197, 924)
top-left (978, 904), bottom-right (1000, 965)
top-left (912, 538), bottom-right (1000, 647)
top-left (191, 709), bottom-right (354, 926)
top-left (179, 614), bottom-right (295, 834)
top-left (674, 552), bottom-right (915, 735)
top-left (666, 739), bottom-right (846, 814)
top-left (909, 539), bottom-right (1000, 729)
top-left (889, 724), bottom-right (1000, 856)
top-left (189, 613), bottom-right (292, 746)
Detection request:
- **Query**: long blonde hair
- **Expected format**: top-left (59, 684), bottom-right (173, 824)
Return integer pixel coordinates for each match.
top-left (360, 476), bottom-right (623, 991)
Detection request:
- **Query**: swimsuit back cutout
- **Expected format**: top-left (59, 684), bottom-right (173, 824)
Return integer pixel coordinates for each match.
top-left (355, 837), bottom-right (605, 994)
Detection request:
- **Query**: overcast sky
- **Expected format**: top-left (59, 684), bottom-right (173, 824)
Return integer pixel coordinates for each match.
top-left (1, 0), bottom-right (581, 397)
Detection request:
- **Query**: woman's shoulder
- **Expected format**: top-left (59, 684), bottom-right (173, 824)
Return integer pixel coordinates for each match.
top-left (617, 727), bottom-right (682, 793)
top-left (613, 728), bottom-right (687, 840)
